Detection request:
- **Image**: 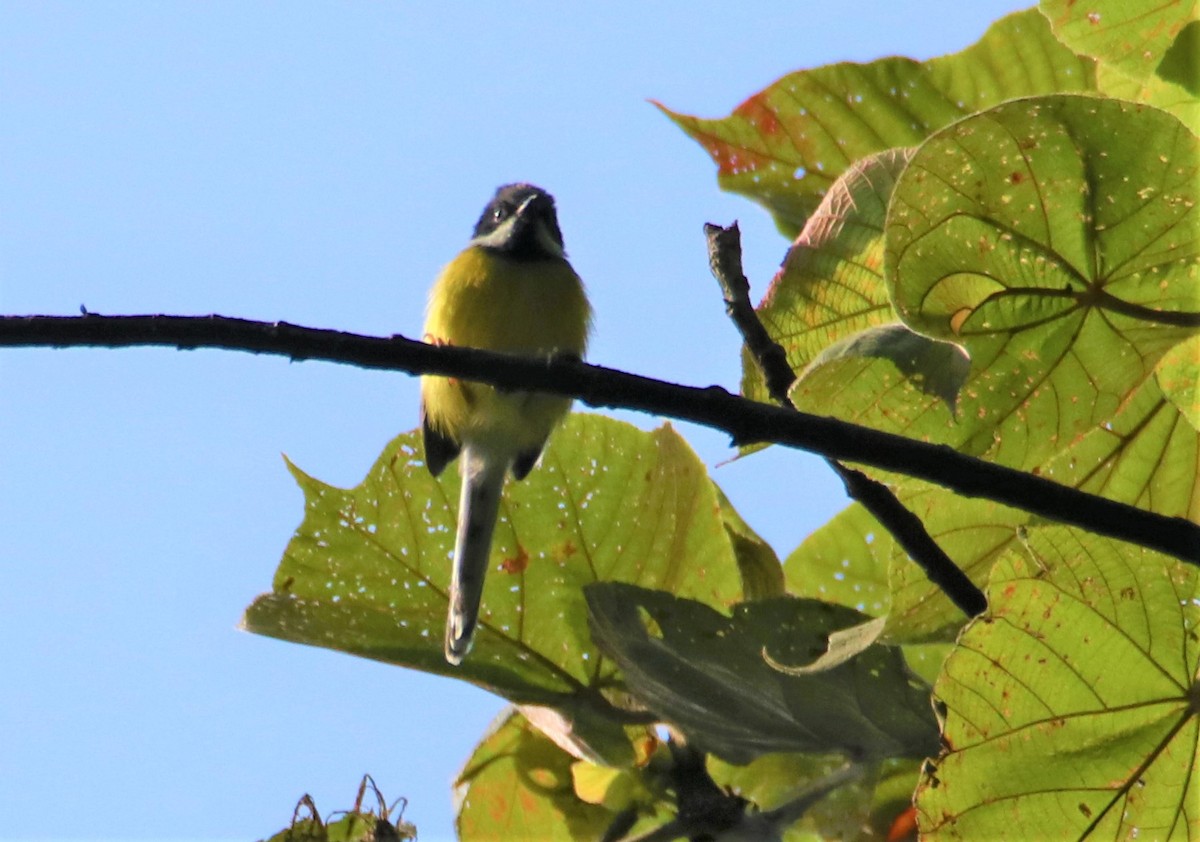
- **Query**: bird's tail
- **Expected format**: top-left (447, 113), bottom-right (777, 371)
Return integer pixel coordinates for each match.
top-left (445, 445), bottom-right (508, 665)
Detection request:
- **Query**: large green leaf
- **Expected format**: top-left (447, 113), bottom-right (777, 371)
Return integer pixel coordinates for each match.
top-left (785, 97), bottom-right (1198, 640)
top-left (916, 526), bottom-right (1200, 839)
top-left (242, 414), bottom-right (743, 708)
top-left (1040, 0), bottom-right (1198, 83)
top-left (886, 93), bottom-right (1199, 468)
top-left (661, 8), bottom-right (1096, 235)
top-left (794, 96), bottom-right (1198, 475)
top-left (586, 583), bottom-right (939, 765)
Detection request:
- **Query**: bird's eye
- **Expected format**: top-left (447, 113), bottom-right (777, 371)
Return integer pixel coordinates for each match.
top-left (491, 204), bottom-right (508, 222)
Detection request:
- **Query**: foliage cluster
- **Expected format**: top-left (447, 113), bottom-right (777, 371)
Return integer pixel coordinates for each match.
top-left (251, 2), bottom-right (1199, 839)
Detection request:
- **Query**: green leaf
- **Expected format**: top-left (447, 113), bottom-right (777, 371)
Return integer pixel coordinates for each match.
top-left (242, 414), bottom-right (743, 708)
top-left (799, 324), bottom-right (970, 413)
top-left (798, 98), bottom-right (1199, 634)
top-left (704, 754), bottom-right (926, 842)
top-left (742, 147), bottom-right (914, 405)
top-left (1157, 333), bottom-right (1200, 432)
top-left (885, 94), bottom-right (1200, 470)
top-left (1158, 18), bottom-right (1200, 95)
top-left (1098, 61), bottom-right (1200, 134)
top-left (715, 486), bottom-right (786, 600)
top-left (782, 500), bottom-right (954, 681)
top-left (784, 502), bottom-right (894, 618)
top-left (660, 9), bottom-right (1096, 236)
top-left (1040, 0), bottom-right (1198, 83)
top-left (1035, 360), bottom-right (1200, 520)
top-left (916, 526), bottom-right (1200, 840)
top-left (586, 584), bottom-right (939, 764)
top-left (455, 709), bottom-right (614, 842)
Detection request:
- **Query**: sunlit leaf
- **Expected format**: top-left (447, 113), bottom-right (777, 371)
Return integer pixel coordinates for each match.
top-left (1040, 0), bottom-right (1198, 83)
top-left (1036, 361), bottom-right (1200, 521)
top-left (455, 709), bottom-right (614, 842)
top-left (804, 99), bottom-right (1199, 633)
top-left (782, 499), bottom-right (954, 681)
top-left (799, 324), bottom-right (970, 412)
top-left (586, 584), bottom-right (939, 765)
top-left (742, 148), bottom-right (914, 406)
top-left (784, 502), bottom-right (894, 618)
top-left (916, 526), bottom-right (1200, 839)
top-left (886, 94), bottom-right (1200, 468)
top-left (1157, 333), bottom-right (1200, 432)
top-left (661, 9), bottom-right (1095, 235)
top-left (1097, 62), bottom-right (1200, 134)
top-left (242, 414), bottom-right (743, 710)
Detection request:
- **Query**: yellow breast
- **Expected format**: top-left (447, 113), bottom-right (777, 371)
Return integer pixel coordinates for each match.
top-left (421, 246), bottom-right (591, 453)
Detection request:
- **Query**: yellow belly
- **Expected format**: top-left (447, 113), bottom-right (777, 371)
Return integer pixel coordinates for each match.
top-left (421, 246), bottom-right (591, 453)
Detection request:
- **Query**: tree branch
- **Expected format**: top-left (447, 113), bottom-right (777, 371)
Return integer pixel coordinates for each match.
top-left (2, 313), bottom-right (1197, 566)
top-left (705, 222), bottom-right (987, 618)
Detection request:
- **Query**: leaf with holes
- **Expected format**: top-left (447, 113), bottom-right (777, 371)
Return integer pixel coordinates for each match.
top-left (242, 414), bottom-right (743, 714)
top-left (660, 9), bottom-right (1096, 236)
top-left (884, 94), bottom-right (1199, 470)
top-left (784, 502), bottom-right (895, 618)
top-left (916, 526), bottom-right (1200, 839)
top-left (782, 495), bottom-right (957, 681)
top-left (793, 96), bottom-right (1198, 637)
top-left (586, 583), bottom-right (940, 765)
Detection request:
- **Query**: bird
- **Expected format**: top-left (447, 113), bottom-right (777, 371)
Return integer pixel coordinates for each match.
top-left (420, 183), bottom-right (592, 665)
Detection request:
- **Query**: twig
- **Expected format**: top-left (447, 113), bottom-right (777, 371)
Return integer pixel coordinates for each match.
top-left (1, 313), bottom-right (1197, 565)
top-left (616, 739), bottom-right (747, 842)
top-left (705, 222), bottom-right (987, 617)
top-left (757, 761), bottom-right (866, 832)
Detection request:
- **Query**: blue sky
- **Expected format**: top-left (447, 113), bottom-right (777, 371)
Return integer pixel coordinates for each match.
top-left (1, 2), bottom-right (1026, 839)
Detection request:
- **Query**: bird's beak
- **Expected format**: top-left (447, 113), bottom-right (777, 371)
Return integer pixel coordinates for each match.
top-left (516, 193), bottom-right (541, 217)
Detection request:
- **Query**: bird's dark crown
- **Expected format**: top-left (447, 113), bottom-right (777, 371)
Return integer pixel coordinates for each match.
top-left (470, 183), bottom-right (565, 260)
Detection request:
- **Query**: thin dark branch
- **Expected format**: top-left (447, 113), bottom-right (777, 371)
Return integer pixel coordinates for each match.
top-left (705, 222), bottom-right (988, 618)
top-left (758, 761), bottom-right (866, 831)
top-left (706, 222), bottom-right (797, 402)
top-left (1, 313), bottom-right (1197, 566)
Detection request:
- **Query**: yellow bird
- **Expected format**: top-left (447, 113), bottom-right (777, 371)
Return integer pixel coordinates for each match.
top-left (421, 183), bottom-right (592, 665)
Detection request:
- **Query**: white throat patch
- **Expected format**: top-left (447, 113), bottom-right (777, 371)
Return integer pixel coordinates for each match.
top-left (468, 196), bottom-right (564, 258)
